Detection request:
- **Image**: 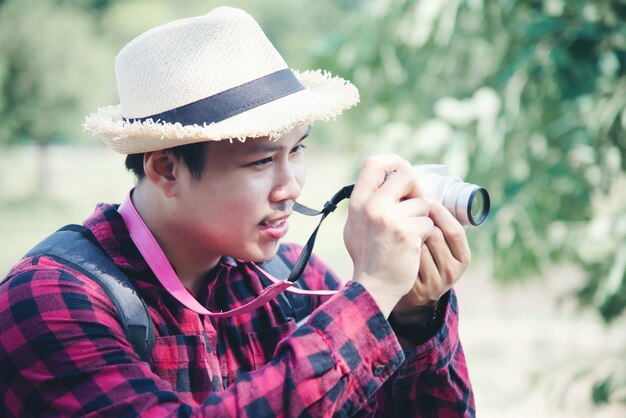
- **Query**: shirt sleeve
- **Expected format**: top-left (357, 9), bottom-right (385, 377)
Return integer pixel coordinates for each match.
top-left (373, 289), bottom-right (476, 417)
top-left (0, 258), bottom-right (403, 417)
top-left (295, 248), bottom-right (476, 417)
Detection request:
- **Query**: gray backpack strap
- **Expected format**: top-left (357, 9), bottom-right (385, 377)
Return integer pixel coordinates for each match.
top-left (24, 225), bottom-right (155, 362)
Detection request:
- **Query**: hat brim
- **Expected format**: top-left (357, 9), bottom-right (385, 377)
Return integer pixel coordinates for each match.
top-left (84, 70), bottom-right (359, 154)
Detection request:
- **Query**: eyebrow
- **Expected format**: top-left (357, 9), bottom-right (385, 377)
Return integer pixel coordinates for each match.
top-left (246, 127), bottom-right (310, 155)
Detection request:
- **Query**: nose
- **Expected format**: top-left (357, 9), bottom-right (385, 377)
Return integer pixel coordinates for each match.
top-left (270, 162), bottom-right (304, 204)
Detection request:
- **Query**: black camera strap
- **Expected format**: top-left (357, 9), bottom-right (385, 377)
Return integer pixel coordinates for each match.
top-left (286, 184), bottom-right (354, 283)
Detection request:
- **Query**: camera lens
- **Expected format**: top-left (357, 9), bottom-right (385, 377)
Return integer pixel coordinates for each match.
top-left (467, 188), bottom-right (490, 226)
top-left (451, 184), bottom-right (490, 227)
top-left (412, 165), bottom-right (490, 227)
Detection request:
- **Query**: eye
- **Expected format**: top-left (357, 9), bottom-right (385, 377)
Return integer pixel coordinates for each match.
top-left (247, 156), bottom-right (273, 168)
top-left (245, 144), bottom-right (306, 168)
top-left (290, 144), bottom-right (306, 155)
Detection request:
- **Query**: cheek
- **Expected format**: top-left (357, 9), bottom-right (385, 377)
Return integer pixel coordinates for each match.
top-left (183, 171), bottom-right (273, 232)
top-left (208, 186), bottom-right (265, 226)
top-left (296, 164), bottom-right (306, 186)
top-left (189, 198), bottom-right (254, 248)
top-left (292, 158), bottom-right (306, 187)
top-left (181, 185), bottom-right (243, 227)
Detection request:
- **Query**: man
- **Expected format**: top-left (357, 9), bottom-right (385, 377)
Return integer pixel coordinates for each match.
top-left (0, 7), bottom-right (475, 417)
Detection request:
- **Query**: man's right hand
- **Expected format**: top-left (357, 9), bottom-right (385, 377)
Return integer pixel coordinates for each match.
top-left (343, 154), bottom-right (434, 318)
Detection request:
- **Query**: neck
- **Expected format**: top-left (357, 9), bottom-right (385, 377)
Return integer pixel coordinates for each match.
top-left (131, 183), bottom-right (221, 295)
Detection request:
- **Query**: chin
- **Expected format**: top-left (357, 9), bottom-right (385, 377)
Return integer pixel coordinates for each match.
top-left (232, 241), bottom-right (280, 263)
top-left (253, 241), bottom-right (281, 262)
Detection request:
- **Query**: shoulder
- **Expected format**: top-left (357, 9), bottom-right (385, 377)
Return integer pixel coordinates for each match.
top-left (1, 256), bottom-right (120, 330)
top-left (0, 257), bottom-right (154, 417)
top-left (0, 256), bottom-right (132, 367)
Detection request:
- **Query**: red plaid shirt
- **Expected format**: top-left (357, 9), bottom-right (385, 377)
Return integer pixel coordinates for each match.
top-left (0, 203), bottom-right (474, 417)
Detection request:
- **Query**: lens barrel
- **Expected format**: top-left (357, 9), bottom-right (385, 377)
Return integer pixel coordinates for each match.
top-left (458, 186), bottom-right (490, 226)
top-left (412, 165), bottom-right (490, 227)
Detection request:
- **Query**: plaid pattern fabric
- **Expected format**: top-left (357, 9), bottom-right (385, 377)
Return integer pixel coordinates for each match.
top-left (0, 203), bottom-right (475, 417)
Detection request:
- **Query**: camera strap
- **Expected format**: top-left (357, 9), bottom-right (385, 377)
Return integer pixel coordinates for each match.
top-left (117, 185), bottom-right (354, 317)
top-left (281, 184), bottom-right (354, 282)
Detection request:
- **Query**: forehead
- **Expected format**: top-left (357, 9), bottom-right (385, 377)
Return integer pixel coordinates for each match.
top-left (208, 125), bottom-right (310, 156)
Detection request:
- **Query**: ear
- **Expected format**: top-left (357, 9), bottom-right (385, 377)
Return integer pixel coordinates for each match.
top-left (143, 150), bottom-right (179, 197)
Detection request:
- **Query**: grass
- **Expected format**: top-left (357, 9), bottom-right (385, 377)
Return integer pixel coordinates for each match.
top-left (1, 145), bottom-right (625, 417)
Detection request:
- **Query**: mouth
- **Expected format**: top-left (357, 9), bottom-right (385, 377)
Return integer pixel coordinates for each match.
top-left (259, 213), bottom-right (291, 228)
top-left (258, 213), bottom-right (291, 240)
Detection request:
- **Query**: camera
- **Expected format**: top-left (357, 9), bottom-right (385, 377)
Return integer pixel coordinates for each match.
top-left (412, 165), bottom-right (490, 227)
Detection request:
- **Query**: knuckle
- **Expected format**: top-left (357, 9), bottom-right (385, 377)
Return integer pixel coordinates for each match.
top-left (397, 158), bottom-right (412, 172)
top-left (362, 156), bottom-right (381, 170)
top-left (363, 200), bottom-right (381, 220)
top-left (363, 154), bottom-right (411, 172)
top-left (431, 226), bottom-right (444, 241)
top-left (441, 265), bottom-right (457, 283)
top-left (363, 155), bottom-right (389, 172)
top-left (448, 227), bottom-right (466, 244)
top-left (380, 216), bottom-right (393, 231)
top-left (414, 239), bottom-right (425, 253)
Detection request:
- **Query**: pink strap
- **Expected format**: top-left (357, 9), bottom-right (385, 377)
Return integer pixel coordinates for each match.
top-left (117, 191), bottom-right (336, 317)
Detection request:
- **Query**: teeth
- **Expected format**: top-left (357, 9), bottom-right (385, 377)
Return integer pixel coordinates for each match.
top-left (265, 219), bottom-right (282, 227)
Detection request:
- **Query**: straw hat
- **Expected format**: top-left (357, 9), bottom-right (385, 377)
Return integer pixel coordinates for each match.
top-left (83, 7), bottom-right (359, 154)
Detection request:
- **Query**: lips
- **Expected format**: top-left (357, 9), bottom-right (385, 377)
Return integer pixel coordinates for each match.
top-left (260, 217), bottom-right (287, 227)
top-left (258, 213), bottom-right (291, 240)
top-left (259, 212), bottom-right (290, 226)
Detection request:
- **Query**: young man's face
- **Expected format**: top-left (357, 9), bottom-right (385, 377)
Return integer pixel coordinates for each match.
top-left (171, 124), bottom-right (309, 264)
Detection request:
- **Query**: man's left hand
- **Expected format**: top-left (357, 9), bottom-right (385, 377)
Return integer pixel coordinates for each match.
top-left (391, 199), bottom-right (471, 325)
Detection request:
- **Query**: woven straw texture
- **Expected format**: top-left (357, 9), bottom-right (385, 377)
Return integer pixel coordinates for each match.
top-left (84, 7), bottom-right (359, 154)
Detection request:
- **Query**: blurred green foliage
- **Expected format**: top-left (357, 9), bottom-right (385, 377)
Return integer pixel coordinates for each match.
top-left (312, 0), bottom-right (626, 324)
top-left (309, 0), bottom-right (626, 405)
top-left (0, 0), bottom-right (625, 406)
top-left (0, 0), bottom-right (115, 146)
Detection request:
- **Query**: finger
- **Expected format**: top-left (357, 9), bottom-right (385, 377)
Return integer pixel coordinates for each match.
top-left (404, 216), bottom-right (435, 244)
top-left (388, 197), bottom-right (430, 219)
top-left (418, 241), bottom-right (439, 285)
top-left (375, 167), bottom-right (421, 203)
top-left (424, 226), bottom-right (459, 285)
top-left (362, 168), bottom-right (420, 219)
top-left (350, 154), bottom-right (414, 207)
top-left (427, 199), bottom-right (472, 265)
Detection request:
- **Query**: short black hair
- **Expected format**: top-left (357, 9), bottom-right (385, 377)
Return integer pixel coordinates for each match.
top-left (125, 141), bottom-right (208, 181)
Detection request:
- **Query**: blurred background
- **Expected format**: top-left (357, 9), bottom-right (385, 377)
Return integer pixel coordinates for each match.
top-left (1, 0), bottom-right (625, 416)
